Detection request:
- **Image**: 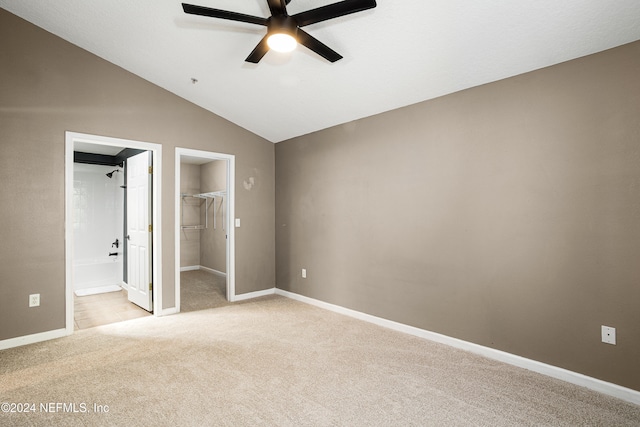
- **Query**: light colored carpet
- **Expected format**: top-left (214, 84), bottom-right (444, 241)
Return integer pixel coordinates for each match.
top-left (1, 295), bottom-right (639, 426)
top-left (180, 269), bottom-right (229, 313)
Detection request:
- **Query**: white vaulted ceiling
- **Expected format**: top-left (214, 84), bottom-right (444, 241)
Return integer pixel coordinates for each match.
top-left (2, 0), bottom-right (640, 142)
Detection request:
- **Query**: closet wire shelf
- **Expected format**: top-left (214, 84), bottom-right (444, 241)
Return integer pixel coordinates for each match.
top-left (180, 191), bottom-right (226, 230)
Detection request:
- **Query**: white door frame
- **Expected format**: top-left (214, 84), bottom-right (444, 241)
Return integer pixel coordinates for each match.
top-left (175, 147), bottom-right (236, 311)
top-left (65, 131), bottom-right (163, 336)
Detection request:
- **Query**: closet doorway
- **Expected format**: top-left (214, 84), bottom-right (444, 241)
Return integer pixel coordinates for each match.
top-left (175, 148), bottom-right (235, 312)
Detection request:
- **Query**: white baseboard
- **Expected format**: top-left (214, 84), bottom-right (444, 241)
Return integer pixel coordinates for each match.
top-left (180, 265), bottom-right (227, 276)
top-left (0, 328), bottom-right (69, 351)
top-left (234, 287), bottom-right (275, 302)
top-left (275, 289), bottom-right (640, 406)
top-left (199, 265), bottom-right (227, 276)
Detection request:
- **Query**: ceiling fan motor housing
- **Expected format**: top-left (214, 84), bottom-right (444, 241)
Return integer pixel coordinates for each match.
top-left (269, 15), bottom-right (298, 38)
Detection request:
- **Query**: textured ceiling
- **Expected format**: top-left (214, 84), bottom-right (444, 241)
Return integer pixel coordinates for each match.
top-left (2, 0), bottom-right (640, 142)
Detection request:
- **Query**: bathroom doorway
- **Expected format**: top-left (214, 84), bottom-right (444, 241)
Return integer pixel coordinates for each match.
top-left (71, 160), bottom-right (150, 329)
top-left (65, 132), bottom-right (163, 333)
top-left (175, 148), bottom-right (235, 312)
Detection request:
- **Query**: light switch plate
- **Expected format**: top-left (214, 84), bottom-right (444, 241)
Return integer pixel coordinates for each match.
top-left (235, 218), bottom-right (241, 227)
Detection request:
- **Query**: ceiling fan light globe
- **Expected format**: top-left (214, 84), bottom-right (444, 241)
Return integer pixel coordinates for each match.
top-left (267, 33), bottom-right (297, 53)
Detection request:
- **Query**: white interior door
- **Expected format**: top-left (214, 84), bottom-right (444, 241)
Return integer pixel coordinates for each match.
top-left (127, 151), bottom-right (153, 311)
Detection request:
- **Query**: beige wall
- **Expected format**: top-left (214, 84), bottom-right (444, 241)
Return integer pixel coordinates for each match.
top-left (0, 9), bottom-right (275, 341)
top-left (276, 41), bottom-right (640, 391)
top-left (200, 160), bottom-right (227, 273)
top-left (180, 163), bottom-right (201, 268)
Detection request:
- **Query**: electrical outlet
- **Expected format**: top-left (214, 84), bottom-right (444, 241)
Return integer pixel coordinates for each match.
top-left (302, 269), bottom-right (307, 279)
top-left (601, 325), bottom-right (616, 345)
top-left (29, 293), bottom-right (40, 307)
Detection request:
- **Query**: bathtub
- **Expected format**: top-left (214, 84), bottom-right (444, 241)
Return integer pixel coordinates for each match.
top-left (73, 256), bottom-right (124, 292)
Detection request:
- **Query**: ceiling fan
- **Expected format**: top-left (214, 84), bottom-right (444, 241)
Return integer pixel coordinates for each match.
top-left (182, 0), bottom-right (377, 63)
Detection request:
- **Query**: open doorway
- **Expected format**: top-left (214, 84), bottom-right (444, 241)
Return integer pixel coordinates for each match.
top-left (175, 148), bottom-right (235, 312)
top-left (65, 132), bottom-right (163, 333)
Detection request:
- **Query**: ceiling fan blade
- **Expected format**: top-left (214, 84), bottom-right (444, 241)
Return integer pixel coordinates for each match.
top-left (293, 0), bottom-right (376, 27)
top-left (182, 3), bottom-right (268, 26)
top-left (297, 29), bottom-right (343, 62)
top-left (266, 0), bottom-right (287, 16)
top-left (245, 35), bottom-right (270, 63)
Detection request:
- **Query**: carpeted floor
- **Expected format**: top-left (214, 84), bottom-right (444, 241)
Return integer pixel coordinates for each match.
top-left (1, 295), bottom-right (639, 426)
top-left (180, 269), bottom-right (229, 312)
